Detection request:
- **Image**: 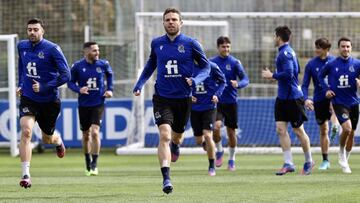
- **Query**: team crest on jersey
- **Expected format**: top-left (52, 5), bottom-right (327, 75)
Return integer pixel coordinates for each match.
top-left (160, 45), bottom-right (163, 50)
top-left (154, 112), bottom-right (161, 119)
top-left (23, 51), bottom-right (26, 56)
top-left (316, 68), bottom-right (319, 72)
top-left (342, 113), bottom-right (349, 119)
top-left (96, 67), bottom-right (102, 73)
top-left (349, 66), bottom-right (355, 72)
top-left (38, 51), bottom-right (44, 59)
top-left (335, 67), bottom-right (339, 72)
top-left (22, 107), bottom-right (29, 113)
top-left (178, 44), bottom-right (185, 53)
top-left (226, 64), bottom-right (231, 70)
top-left (82, 68), bottom-right (86, 72)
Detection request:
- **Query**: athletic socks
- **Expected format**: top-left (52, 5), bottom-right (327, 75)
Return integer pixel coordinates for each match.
top-left (21, 161), bottom-right (30, 177)
top-left (304, 151), bottom-right (312, 163)
top-left (229, 147), bottom-right (236, 161)
top-left (85, 153), bottom-right (91, 171)
top-left (209, 159), bottom-right (215, 169)
top-left (283, 150), bottom-right (293, 165)
top-left (161, 167), bottom-right (170, 181)
top-left (215, 142), bottom-right (223, 152)
top-left (322, 153), bottom-right (328, 161)
top-left (91, 154), bottom-right (98, 170)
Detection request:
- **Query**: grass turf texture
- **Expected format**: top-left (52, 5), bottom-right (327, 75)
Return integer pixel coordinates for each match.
top-left (0, 148), bottom-right (359, 203)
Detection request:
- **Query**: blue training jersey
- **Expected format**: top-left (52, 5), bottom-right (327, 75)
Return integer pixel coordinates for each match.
top-left (133, 33), bottom-right (210, 99)
top-left (68, 58), bottom-right (114, 107)
top-left (210, 55), bottom-right (249, 104)
top-left (192, 61), bottom-right (226, 111)
top-left (17, 39), bottom-right (70, 102)
top-left (301, 55), bottom-right (336, 102)
top-left (318, 56), bottom-right (360, 107)
top-left (273, 44), bottom-right (303, 100)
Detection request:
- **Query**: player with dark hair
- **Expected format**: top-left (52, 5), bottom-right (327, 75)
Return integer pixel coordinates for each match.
top-left (262, 25), bottom-right (314, 175)
top-left (17, 18), bottom-right (70, 188)
top-left (68, 41), bottom-right (113, 176)
top-left (191, 61), bottom-right (226, 176)
top-left (301, 38), bottom-right (340, 170)
top-left (210, 36), bottom-right (249, 171)
top-left (133, 7), bottom-right (210, 194)
top-left (318, 37), bottom-right (360, 174)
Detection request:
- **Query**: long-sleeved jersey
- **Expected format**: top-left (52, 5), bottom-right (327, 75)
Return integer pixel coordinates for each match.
top-left (209, 55), bottom-right (249, 104)
top-left (301, 55), bottom-right (336, 102)
top-left (318, 56), bottom-right (360, 107)
top-left (272, 44), bottom-right (303, 100)
top-left (133, 33), bottom-right (210, 98)
top-left (191, 61), bottom-right (226, 111)
top-left (17, 39), bottom-right (70, 102)
top-left (68, 58), bottom-right (114, 107)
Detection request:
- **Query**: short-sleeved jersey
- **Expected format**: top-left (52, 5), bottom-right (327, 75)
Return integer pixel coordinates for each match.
top-left (17, 39), bottom-right (70, 102)
top-left (272, 44), bottom-right (303, 100)
top-left (210, 55), bottom-right (249, 104)
top-left (301, 55), bottom-right (336, 102)
top-left (318, 56), bottom-right (360, 107)
top-left (191, 61), bottom-right (226, 111)
top-left (133, 33), bottom-right (210, 99)
top-left (68, 58), bottom-right (114, 107)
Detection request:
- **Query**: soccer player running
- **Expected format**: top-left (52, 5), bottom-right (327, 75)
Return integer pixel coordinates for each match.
top-left (17, 18), bottom-right (70, 188)
top-left (210, 36), bottom-right (249, 171)
top-left (191, 61), bottom-right (226, 176)
top-left (301, 38), bottom-right (340, 170)
top-left (133, 8), bottom-right (210, 194)
top-left (262, 25), bottom-right (314, 176)
top-left (318, 37), bottom-right (360, 174)
top-left (68, 42), bottom-right (113, 176)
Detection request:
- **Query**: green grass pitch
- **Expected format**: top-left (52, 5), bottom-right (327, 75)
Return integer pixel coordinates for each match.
top-left (1, 149), bottom-right (359, 203)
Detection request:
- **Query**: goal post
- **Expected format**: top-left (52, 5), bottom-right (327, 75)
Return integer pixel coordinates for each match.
top-left (0, 34), bottom-right (19, 157)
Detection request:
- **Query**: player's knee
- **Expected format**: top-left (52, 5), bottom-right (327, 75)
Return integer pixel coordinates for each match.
top-left (214, 122), bottom-right (222, 130)
top-left (21, 127), bottom-right (32, 140)
top-left (276, 127), bottom-right (287, 136)
top-left (195, 137), bottom-right (203, 145)
top-left (342, 127), bottom-right (352, 136)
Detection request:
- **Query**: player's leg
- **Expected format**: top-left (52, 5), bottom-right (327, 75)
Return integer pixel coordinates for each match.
top-left (88, 105), bottom-right (104, 175)
top-left (38, 99), bottom-right (65, 158)
top-left (329, 103), bottom-right (340, 141)
top-left (222, 103), bottom-right (238, 171)
top-left (169, 97), bottom-right (191, 163)
top-left (314, 100), bottom-right (331, 170)
top-left (274, 98), bottom-right (295, 175)
top-left (291, 98), bottom-right (313, 175)
top-left (19, 115), bottom-right (36, 188)
top-left (344, 105), bottom-right (359, 163)
top-left (318, 122), bottom-right (330, 169)
top-left (158, 124), bottom-right (173, 193)
top-left (213, 104), bottom-right (224, 167)
top-left (191, 110), bottom-right (206, 151)
top-left (79, 106), bottom-right (92, 175)
top-left (333, 104), bottom-right (352, 173)
top-left (203, 129), bottom-right (216, 176)
top-left (152, 95), bottom-right (174, 194)
top-left (275, 121), bottom-right (295, 175)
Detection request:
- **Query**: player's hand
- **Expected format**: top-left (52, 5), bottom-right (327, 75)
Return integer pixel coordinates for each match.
top-left (211, 95), bottom-right (219, 104)
top-left (326, 90), bottom-right (335, 99)
top-left (262, 67), bottom-right (273, 80)
top-left (79, 86), bottom-right (89, 95)
top-left (356, 78), bottom-right (360, 88)
top-left (32, 79), bottom-right (40, 92)
top-left (304, 99), bottom-right (314, 111)
top-left (133, 90), bottom-right (141, 96)
top-left (230, 80), bottom-right (238, 88)
top-left (191, 96), bottom-right (197, 103)
top-left (16, 87), bottom-right (22, 97)
top-left (103, 90), bottom-right (113, 98)
top-left (185, 77), bottom-right (193, 86)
